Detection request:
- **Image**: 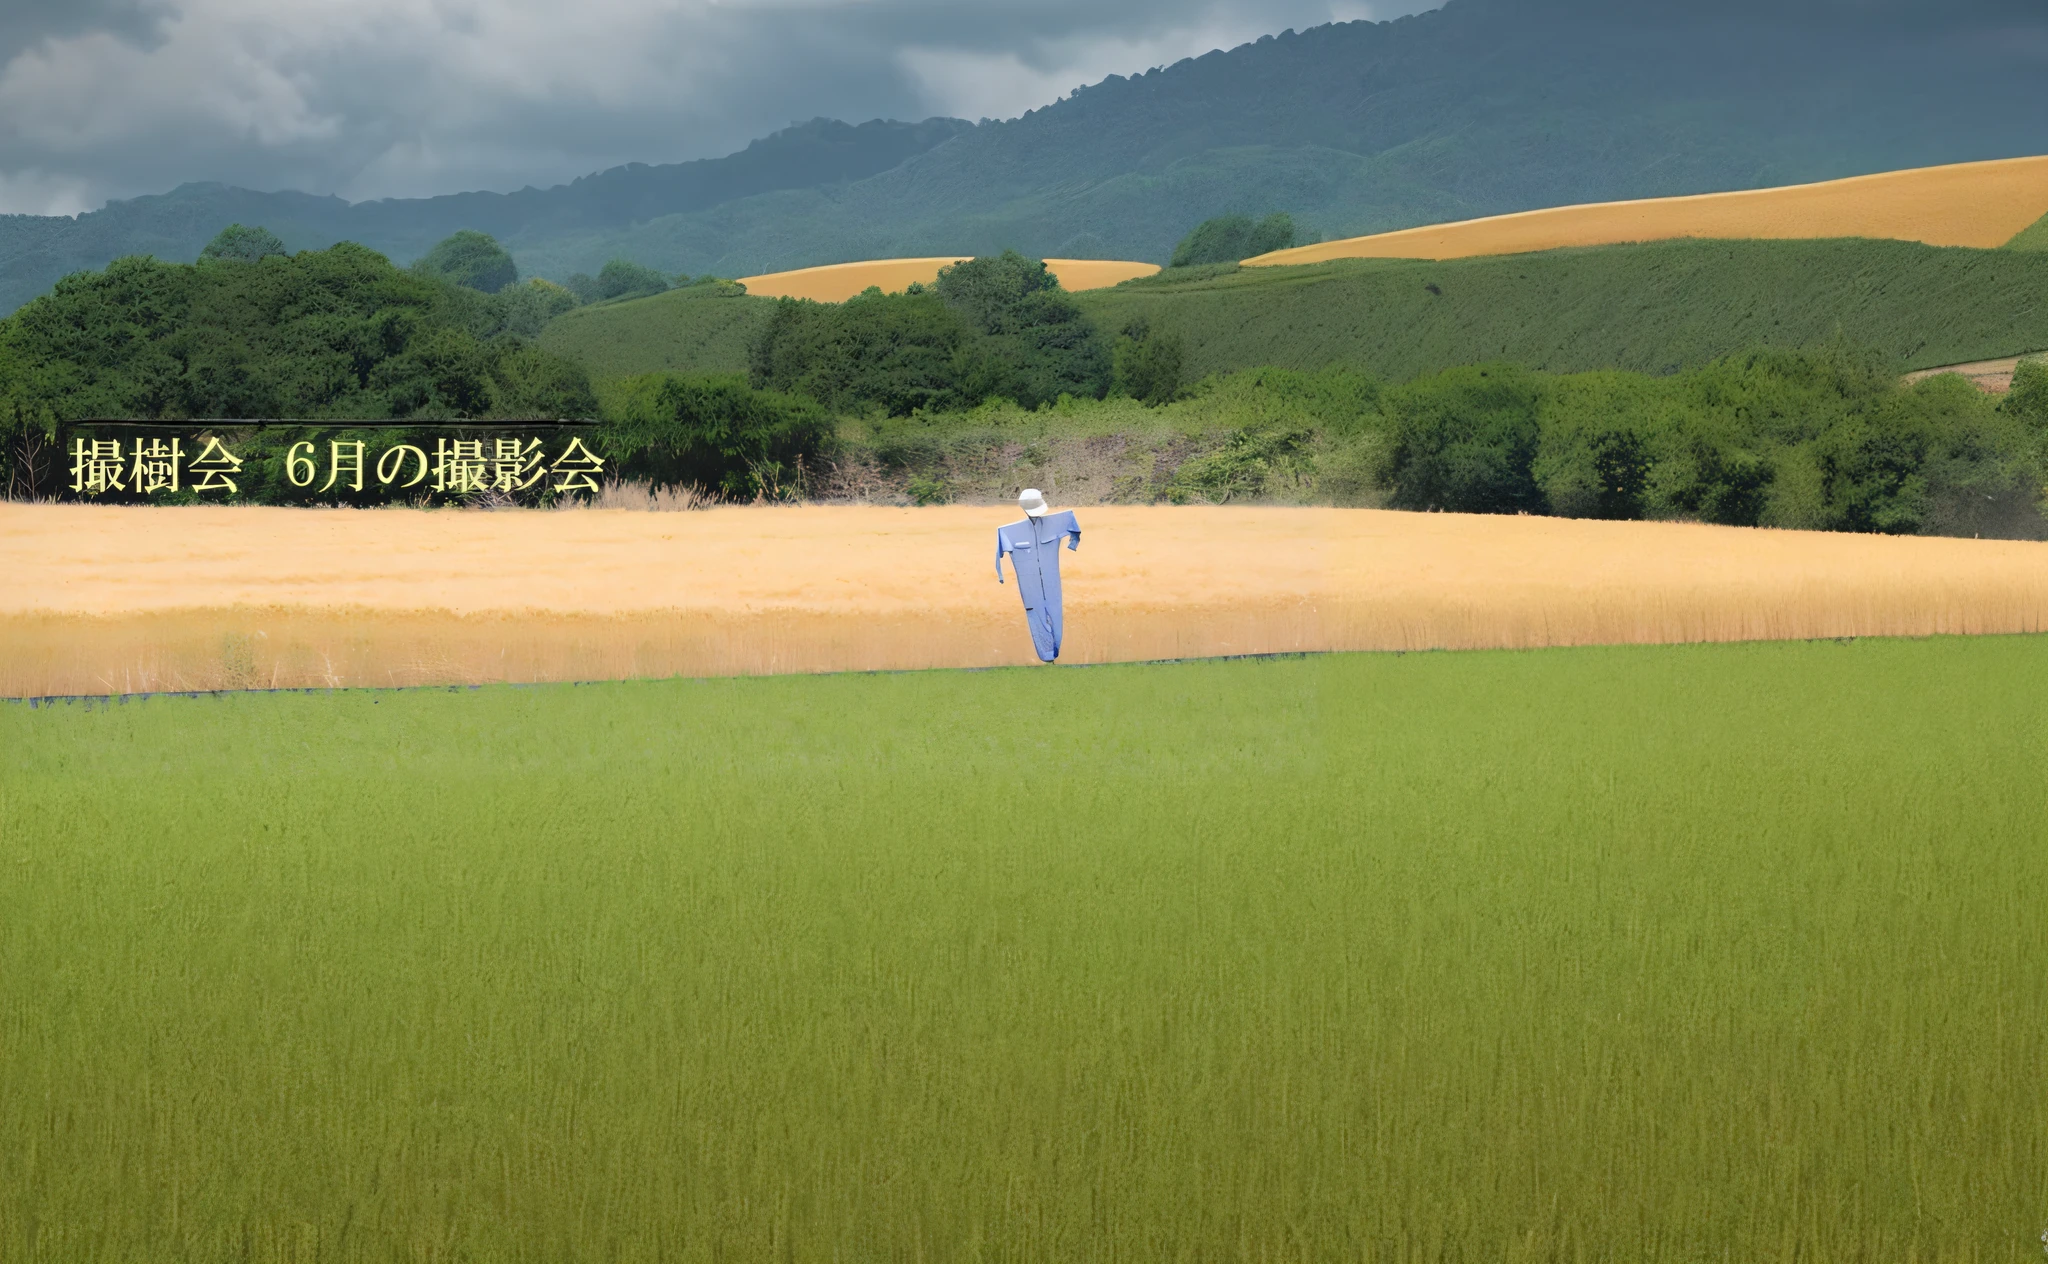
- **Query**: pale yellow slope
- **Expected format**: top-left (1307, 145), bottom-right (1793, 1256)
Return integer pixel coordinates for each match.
top-left (1250, 155), bottom-right (2048, 266)
top-left (738, 257), bottom-right (1159, 302)
top-left (6, 503), bottom-right (2048, 697)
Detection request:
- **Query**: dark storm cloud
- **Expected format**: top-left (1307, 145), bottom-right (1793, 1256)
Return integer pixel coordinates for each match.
top-left (0, 0), bottom-right (165, 64)
top-left (0, 0), bottom-right (1424, 214)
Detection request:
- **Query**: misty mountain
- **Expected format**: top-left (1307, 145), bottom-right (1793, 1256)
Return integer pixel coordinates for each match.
top-left (535, 0), bottom-right (2046, 280)
top-left (0, 117), bottom-right (973, 313)
top-left (4, 0), bottom-right (2047, 312)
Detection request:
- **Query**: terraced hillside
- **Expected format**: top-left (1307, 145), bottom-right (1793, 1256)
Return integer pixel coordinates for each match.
top-left (1079, 238), bottom-right (2048, 383)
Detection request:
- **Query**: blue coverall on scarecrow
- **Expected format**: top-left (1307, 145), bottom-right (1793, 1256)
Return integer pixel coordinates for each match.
top-left (996, 510), bottom-right (1082, 662)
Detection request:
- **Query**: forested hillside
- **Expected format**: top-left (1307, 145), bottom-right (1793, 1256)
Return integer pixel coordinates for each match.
top-left (513, 0), bottom-right (2048, 280)
top-left (0, 119), bottom-right (971, 315)
top-left (3, 0), bottom-right (2045, 313)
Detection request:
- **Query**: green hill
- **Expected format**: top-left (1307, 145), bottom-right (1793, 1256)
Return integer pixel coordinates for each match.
top-left (539, 238), bottom-right (2048, 390)
top-left (1073, 238), bottom-right (2048, 384)
top-left (536, 286), bottom-right (777, 400)
top-left (2006, 213), bottom-right (2048, 252)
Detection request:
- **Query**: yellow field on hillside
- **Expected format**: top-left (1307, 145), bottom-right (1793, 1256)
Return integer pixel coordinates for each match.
top-left (737, 257), bottom-right (1160, 302)
top-left (6, 503), bottom-right (2047, 697)
top-left (1249, 154), bottom-right (2048, 266)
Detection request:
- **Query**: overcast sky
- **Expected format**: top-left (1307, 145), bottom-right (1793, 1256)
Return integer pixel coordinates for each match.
top-left (0, 0), bottom-right (1432, 217)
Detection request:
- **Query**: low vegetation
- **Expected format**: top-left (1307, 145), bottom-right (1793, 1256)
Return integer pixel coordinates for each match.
top-left (825, 348), bottom-right (2048, 537)
top-left (1168, 211), bottom-right (1301, 267)
top-left (2007, 210), bottom-right (2048, 252)
top-left (525, 237), bottom-right (2048, 408)
top-left (6, 637), bottom-right (2044, 1260)
top-left (535, 280), bottom-right (772, 397)
top-left (1076, 237), bottom-right (2048, 382)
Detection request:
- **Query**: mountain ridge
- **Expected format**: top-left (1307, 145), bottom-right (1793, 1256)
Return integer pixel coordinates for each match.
top-left (3, 0), bottom-right (2047, 312)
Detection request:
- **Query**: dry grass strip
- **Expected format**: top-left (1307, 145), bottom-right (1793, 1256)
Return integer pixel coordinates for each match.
top-left (736, 258), bottom-right (1160, 302)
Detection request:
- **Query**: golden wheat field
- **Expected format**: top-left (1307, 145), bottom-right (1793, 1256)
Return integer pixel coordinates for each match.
top-left (6, 503), bottom-right (2048, 697)
top-left (736, 257), bottom-right (1160, 301)
top-left (1249, 154), bottom-right (2048, 266)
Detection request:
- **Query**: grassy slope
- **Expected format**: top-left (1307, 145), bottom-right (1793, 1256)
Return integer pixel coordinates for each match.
top-left (1078, 237), bottom-right (2048, 383)
top-left (535, 286), bottom-right (777, 393)
top-left (5, 638), bottom-right (2046, 1261)
top-left (546, 237), bottom-right (2048, 392)
top-left (2007, 211), bottom-right (2048, 251)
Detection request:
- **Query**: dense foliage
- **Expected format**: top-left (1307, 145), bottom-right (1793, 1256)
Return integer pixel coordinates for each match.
top-left (928, 253), bottom-right (1111, 405)
top-left (749, 253), bottom-right (1109, 415)
top-left (829, 350), bottom-right (2048, 538)
top-left (0, 244), bottom-right (597, 428)
top-left (411, 230), bottom-right (520, 294)
top-left (199, 224), bottom-right (287, 264)
top-left (1169, 213), bottom-right (1298, 268)
top-left (1378, 350), bottom-right (2046, 536)
top-left (602, 372), bottom-right (832, 499)
top-left (565, 260), bottom-right (675, 304)
top-left (1109, 318), bottom-right (1184, 405)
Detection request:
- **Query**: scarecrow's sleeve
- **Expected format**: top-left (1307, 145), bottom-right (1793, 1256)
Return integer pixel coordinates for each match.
top-left (1063, 514), bottom-right (1082, 551)
top-left (995, 530), bottom-right (1010, 582)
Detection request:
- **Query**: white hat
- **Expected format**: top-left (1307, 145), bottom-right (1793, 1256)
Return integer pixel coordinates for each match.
top-left (1019, 488), bottom-right (1052, 517)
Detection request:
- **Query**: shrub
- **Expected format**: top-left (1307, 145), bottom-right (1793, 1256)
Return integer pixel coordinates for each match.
top-left (0, 244), bottom-right (594, 422)
top-left (750, 291), bottom-right (973, 416)
top-left (749, 256), bottom-right (1111, 416)
top-left (411, 231), bottom-right (519, 294)
top-left (199, 224), bottom-right (288, 264)
top-left (604, 372), bottom-right (832, 499)
top-left (932, 252), bottom-right (1111, 407)
top-left (2005, 358), bottom-right (2048, 433)
top-left (595, 260), bottom-right (673, 301)
top-left (1385, 365), bottom-right (1545, 514)
top-left (498, 279), bottom-right (581, 337)
top-left (1111, 319), bottom-right (1183, 405)
top-left (1169, 213), bottom-right (1297, 268)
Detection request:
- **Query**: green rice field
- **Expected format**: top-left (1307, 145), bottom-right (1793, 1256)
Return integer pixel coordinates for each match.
top-left (3, 638), bottom-right (2045, 1261)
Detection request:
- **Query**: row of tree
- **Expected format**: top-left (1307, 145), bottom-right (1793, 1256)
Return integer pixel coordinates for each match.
top-left (1369, 349), bottom-right (2048, 537)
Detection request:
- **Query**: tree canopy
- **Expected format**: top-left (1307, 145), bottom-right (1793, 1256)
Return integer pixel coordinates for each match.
top-left (0, 243), bottom-right (595, 423)
top-left (199, 224), bottom-right (288, 264)
top-left (410, 230), bottom-right (520, 294)
top-left (750, 253), bottom-right (1110, 415)
top-left (1170, 213), bottom-right (1299, 268)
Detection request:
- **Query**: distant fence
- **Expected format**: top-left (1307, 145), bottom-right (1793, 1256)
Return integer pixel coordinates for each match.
top-left (19, 420), bottom-right (605, 507)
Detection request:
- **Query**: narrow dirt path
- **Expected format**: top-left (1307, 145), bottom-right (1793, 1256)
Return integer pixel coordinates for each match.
top-left (1904, 353), bottom-right (2045, 394)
